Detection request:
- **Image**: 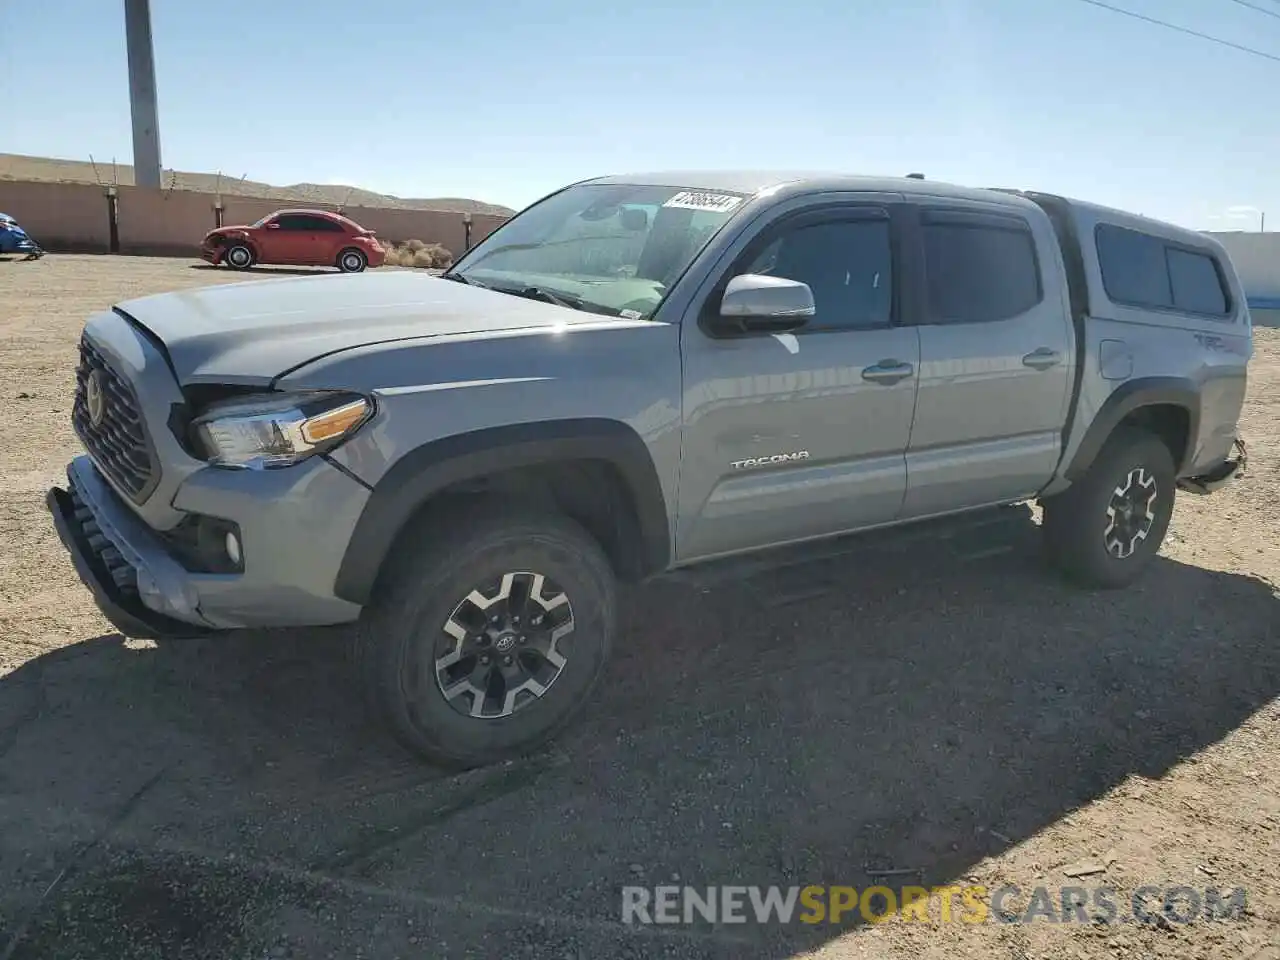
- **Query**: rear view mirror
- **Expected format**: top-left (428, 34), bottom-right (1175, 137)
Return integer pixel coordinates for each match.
top-left (711, 273), bottom-right (814, 335)
top-left (620, 208), bottom-right (649, 232)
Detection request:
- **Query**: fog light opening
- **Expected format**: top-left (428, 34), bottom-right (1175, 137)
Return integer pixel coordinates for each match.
top-left (225, 531), bottom-right (242, 567)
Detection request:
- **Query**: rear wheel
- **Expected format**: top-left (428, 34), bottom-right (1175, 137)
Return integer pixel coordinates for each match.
top-left (224, 243), bottom-right (254, 270)
top-left (356, 503), bottom-right (617, 769)
top-left (1041, 426), bottom-right (1176, 588)
top-left (337, 247), bottom-right (367, 273)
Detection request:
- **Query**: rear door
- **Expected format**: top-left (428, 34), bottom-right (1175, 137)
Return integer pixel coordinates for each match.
top-left (900, 204), bottom-right (1074, 518)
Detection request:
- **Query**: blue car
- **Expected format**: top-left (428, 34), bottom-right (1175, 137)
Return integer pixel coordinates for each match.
top-left (0, 212), bottom-right (44, 259)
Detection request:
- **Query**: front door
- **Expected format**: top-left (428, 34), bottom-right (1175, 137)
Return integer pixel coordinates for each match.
top-left (676, 199), bottom-right (921, 562)
top-left (269, 213), bottom-right (321, 264)
top-left (900, 204), bottom-right (1075, 518)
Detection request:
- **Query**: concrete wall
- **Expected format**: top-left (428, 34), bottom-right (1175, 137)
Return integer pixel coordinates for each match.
top-left (116, 185), bottom-right (218, 255)
top-left (0, 179), bottom-right (508, 258)
top-left (0, 180), bottom-right (112, 251)
top-left (1204, 231), bottom-right (1280, 300)
top-left (1250, 308), bottom-right (1280, 329)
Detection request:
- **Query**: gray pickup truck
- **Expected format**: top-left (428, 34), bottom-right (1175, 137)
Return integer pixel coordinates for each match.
top-left (48, 171), bottom-right (1251, 768)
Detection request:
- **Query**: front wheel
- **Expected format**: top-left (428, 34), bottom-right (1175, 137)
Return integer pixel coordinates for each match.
top-left (356, 504), bottom-right (617, 769)
top-left (223, 243), bottom-right (255, 270)
top-left (1041, 426), bottom-right (1176, 588)
top-left (337, 248), bottom-right (367, 273)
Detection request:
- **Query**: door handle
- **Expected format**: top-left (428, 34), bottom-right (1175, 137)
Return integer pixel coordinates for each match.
top-left (1022, 347), bottom-right (1062, 370)
top-left (861, 359), bottom-right (915, 385)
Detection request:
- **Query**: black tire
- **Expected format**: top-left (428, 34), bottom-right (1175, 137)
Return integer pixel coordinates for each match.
top-left (1041, 426), bottom-right (1176, 589)
top-left (337, 247), bottom-right (367, 273)
top-left (355, 503), bottom-right (617, 769)
top-left (224, 243), bottom-right (255, 270)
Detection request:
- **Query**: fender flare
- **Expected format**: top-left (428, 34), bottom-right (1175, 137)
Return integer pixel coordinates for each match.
top-left (1063, 377), bottom-right (1200, 481)
top-left (333, 418), bottom-right (671, 605)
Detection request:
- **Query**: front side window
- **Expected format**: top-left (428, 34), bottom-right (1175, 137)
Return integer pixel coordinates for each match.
top-left (274, 215), bottom-right (311, 231)
top-left (744, 217), bottom-right (892, 330)
top-left (923, 218), bottom-right (1042, 323)
top-left (447, 184), bottom-right (747, 318)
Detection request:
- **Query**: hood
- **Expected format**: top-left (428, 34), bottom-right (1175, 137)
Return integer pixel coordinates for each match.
top-left (113, 271), bottom-right (606, 384)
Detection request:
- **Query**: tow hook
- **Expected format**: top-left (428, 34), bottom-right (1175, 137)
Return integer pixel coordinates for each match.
top-left (1177, 438), bottom-right (1247, 495)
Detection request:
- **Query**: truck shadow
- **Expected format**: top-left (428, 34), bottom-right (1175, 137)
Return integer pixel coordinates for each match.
top-left (1, 512), bottom-right (1276, 958)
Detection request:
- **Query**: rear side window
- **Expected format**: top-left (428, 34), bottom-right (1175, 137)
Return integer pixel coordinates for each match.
top-left (922, 216), bottom-right (1042, 323)
top-left (1095, 225), bottom-right (1171, 307)
top-left (1095, 224), bottom-right (1230, 317)
top-left (1167, 247), bottom-right (1228, 315)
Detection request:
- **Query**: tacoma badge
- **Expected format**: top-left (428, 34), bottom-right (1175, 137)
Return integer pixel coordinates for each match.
top-left (730, 451), bottom-right (811, 470)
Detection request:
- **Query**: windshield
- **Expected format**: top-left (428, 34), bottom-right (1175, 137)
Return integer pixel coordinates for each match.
top-left (446, 183), bottom-right (748, 318)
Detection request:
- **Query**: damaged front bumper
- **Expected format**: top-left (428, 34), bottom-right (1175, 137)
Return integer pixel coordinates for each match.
top-left (47, 460), bottom-right (212, 640)
top-left (1177, 438), bottom-right (1248, 495)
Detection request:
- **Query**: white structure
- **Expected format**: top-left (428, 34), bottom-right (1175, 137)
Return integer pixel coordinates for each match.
top-left (1205, 231), bottom-right (1280, 327)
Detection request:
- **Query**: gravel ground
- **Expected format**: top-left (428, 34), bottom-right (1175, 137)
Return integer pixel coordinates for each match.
top-left (0, 254), bottom-right (1277, 960)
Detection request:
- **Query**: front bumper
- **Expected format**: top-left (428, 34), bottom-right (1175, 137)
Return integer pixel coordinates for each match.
top-left (1177, 437), bottom-right (1248, 495)
top-left (47, 461), bottom-right (211, 639)
top-left (47, 455), bottom-right (369, 639)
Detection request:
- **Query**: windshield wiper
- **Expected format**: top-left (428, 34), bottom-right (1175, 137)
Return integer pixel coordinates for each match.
top-left (506, 285), bottom-right (584, 310)
top-left (441, 272), bottom-right (487, 288)
top-left (488, 284), bottom-right (624, 318)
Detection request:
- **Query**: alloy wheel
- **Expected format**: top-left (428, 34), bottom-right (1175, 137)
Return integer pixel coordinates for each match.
top-left (433, 571), bottom-right (575, 719)
top-left (1103, 466), bottom-right (1158, 559)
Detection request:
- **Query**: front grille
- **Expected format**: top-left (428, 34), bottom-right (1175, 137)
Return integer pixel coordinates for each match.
top-left (66, 474), bottom-right (139, 599)
top-left (72, 335), bottom-right (159, 502)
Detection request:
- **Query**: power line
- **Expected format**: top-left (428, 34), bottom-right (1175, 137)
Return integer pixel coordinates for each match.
top-left (1070, 0), bottom-right (1280, 64)
top-left (1224, 0), bottom-right (1280, 21)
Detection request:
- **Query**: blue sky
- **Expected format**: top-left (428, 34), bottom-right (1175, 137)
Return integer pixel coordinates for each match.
top-left (1, 0), bottom-right (1277, 228)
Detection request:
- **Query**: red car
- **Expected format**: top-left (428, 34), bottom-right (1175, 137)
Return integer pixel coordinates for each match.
top-left (200, 208), bottom-right (386, 273)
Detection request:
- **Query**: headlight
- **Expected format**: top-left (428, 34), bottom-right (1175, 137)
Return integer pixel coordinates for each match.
top-left (192, 391), bottom-right (373, 469)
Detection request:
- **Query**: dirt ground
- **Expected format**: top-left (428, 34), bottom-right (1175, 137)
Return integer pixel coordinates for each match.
top-left (0, 254), bottom-right (1276, 960)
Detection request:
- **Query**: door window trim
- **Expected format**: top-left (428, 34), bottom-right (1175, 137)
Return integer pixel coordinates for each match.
top-left (697, 202), bottom-right (907, 338)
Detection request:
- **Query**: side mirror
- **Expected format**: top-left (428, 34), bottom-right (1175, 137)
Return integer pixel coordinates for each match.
top-left (710, 274), bottom-right (814, 335)
top-left (265, 221), bottom-right (280, 229)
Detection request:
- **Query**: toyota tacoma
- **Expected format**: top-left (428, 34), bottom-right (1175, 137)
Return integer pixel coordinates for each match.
top-left (48, 171), bottom-right (1251, 768)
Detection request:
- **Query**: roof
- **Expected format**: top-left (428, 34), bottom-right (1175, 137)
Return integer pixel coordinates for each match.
top-left (583, 170), bottom-right (1040, 209)
top-left (268, 208), bottom-right (350, 218)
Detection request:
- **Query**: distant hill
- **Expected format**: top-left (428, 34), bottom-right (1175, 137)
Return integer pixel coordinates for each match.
top-left (0, 153), bottom-right (516, 217)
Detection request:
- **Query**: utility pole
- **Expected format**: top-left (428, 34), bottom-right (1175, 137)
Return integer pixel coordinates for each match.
top-left (124, 0), bottom-right (162, 188)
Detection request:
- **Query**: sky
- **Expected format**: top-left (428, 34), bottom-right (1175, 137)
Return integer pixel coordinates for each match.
top-left (1, 0), bottom-right (1277, 229)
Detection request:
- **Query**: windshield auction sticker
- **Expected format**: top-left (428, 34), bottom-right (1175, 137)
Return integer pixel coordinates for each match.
top-left (662, 191), bottom-right (744, 214)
